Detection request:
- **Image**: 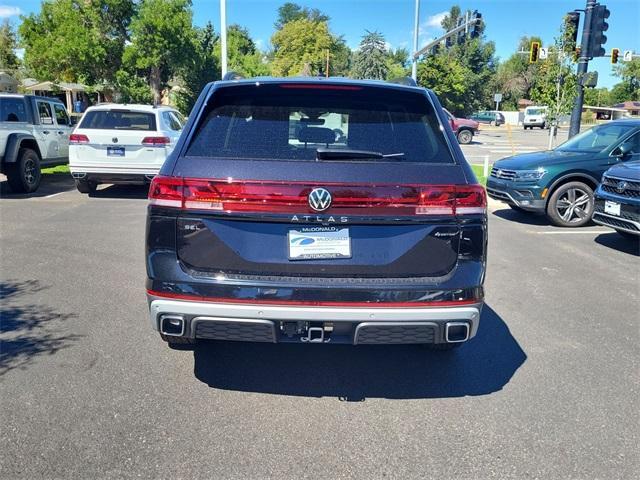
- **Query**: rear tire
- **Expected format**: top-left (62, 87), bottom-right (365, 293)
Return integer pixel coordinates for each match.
top-left (546, 181), bottom-right (594, 227)
top-left (6, 148), bottom-right (41, 193)
top-left (75, 179), bottom-right (97, 194)
top-left (457, 129), bottom-right (473, 144)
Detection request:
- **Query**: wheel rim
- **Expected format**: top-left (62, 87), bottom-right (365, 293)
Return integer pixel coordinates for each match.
top-left (555, 187), bottom-right (592, 224)
top-left (459, 131), bottom-right (471, 143)
top-left (24, 158), bottom-right (37, 185)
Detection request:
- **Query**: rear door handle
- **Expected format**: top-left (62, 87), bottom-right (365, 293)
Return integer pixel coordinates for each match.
top-left (57, 131), bottom-right (65, 135)
top-left (42, 131), bottom-right (50, 135)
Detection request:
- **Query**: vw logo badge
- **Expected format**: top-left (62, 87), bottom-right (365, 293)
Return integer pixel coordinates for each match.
top-left (112, 137), bottom-right (118, 143)
top-left (616, 181), bottom-right (628, 194)
top-left (496, 169), bottom-right (503, 177)
top-left (308, 188), bottom-right (332, 212)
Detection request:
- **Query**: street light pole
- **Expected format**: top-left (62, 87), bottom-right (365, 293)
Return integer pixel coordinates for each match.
top-left (568, 0), bottom-right (597, 138)
top-left (220, 0), bottom-right (228, 77)
top-left (411, 0), bottom-right (420, 81)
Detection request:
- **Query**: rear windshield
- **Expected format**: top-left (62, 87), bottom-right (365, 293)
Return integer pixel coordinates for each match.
top-left (526, 108), bottom-right (545, 116)
top-left (79, 110), bottom-right (156, 131)
top-left (185, 84), bottom-right (454, 163)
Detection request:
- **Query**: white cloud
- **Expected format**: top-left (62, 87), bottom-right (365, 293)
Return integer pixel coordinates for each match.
top-left (255, 38), bottom-right (264, 50)
top-left (0, 6), bottom-right (21, 18)
top-left (425, 11), bottom-right (448, 29)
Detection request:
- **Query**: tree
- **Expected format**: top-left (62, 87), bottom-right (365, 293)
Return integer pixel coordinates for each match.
top-left (274, 2), bottom-right (329, 29)
top-left (529, 22), bottom-right (577, 126)
top-left (386, 48), bottom-right (410, 80)
top-left (123, 0), bottom-right (196, 104)
top-left (0, 20), bottom-right (20, 71)
top-left (271, 18), bottom-right (333, 76)
top-left (352, 31), bottom-right (388, 80)
top-left (19, 0), bottom-right (133, 85)
top-left (612, 58), bottom-right (640, 101)
top-left (417, 55), bottom-right (470, 113)
top-left (416, 5), bottom-right (496, 115)
top-left (174, 21), bottom-right (219, 113)
top-left (492, 36), bottom-right (542, 110)
top-left (215, 25), bottom-right (270, 77)
top-left (583, 87), bottom-right (611, 107)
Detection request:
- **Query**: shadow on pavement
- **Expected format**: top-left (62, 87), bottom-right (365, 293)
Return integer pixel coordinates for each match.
top-left (491, 207), bottom-right (550, 226)
top-left (594, 232), bottom-right (640, 256)
top-left (192, 305), bottom-right (526, 400)
top-left (90, 184), bottom-right (149, 200)
top-left (0, 280), bottom-right (81, 375)
top-left (0, 173), bottom-right (76, 199)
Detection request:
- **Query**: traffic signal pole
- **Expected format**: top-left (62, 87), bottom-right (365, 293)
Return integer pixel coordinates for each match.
top-left (568, 0), bottom-right (597, 138)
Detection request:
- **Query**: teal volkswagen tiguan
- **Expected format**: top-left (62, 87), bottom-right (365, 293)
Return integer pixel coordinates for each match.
top-left (487, 120), bottom-right (640, 227)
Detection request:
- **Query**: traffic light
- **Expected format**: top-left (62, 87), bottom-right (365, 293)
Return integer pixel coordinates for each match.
top-left (456, 16), bottom-right (465, 44)
top-left (529, 42), bottom-right (540, 63)
top-left (587, 4), bottom-right (609, 58)
top-left (563, 12), bottom-right (580, 52)
top-left (611, 48), bottom-right (620, 64)
top-left (471, 11), bottom-right (482, 38)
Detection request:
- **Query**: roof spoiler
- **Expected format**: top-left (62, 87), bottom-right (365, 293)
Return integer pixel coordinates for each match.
top-left (389, 77), bottom-right (418, 87)
top-left (222, 71), bottom-right (244, 81)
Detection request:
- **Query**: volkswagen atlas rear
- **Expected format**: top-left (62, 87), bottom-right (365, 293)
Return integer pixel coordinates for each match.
top-left (146, 78), bottom-right (487, 349)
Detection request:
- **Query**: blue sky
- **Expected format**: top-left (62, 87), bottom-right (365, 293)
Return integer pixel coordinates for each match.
top-left (4, 0), bottom-right (639, 88)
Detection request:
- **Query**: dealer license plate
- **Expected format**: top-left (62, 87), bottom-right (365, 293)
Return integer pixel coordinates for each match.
top-left (288, 227), bottom-right (351, 260)
top-left (107, 146), bottom-right (125, 157)
top-left (604, 200), bottom-right (620, 216)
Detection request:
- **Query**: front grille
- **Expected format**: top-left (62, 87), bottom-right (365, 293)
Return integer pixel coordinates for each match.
top-left (194, 319), bottom-right (275, 342)
top-left (593, 213), bottom-right (640, 232)
top-left (355, 323), bottom-right (436, 344)
top-left (601, 175), bottom-right (640, 198)
top-left (490, 167), bottom-right (517, 180)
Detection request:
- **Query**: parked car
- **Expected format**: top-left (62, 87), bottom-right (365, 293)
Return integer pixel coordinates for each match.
top-left (443, 108), bottom-right (479, 144)
top-left (523, 106), bottom-right (548, 130)
top-left (470, 110), bottom-right (505, 126)
top-left (593, 159), bottom-right (640, 239)
top-left (0, 94), bottom-right (72, 193)
top-left (69, 104), bottom-right (184, 193)
top-left (487, 120), bottom-right (640, 227)
top-left (146, 77), bottom-right (487, 349)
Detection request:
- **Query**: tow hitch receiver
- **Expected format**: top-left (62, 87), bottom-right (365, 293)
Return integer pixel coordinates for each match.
top-left (302, 326), bottom-right (325, 343)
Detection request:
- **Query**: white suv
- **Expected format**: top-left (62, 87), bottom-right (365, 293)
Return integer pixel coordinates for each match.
top-left (69, 104), bottom-right (184, 193)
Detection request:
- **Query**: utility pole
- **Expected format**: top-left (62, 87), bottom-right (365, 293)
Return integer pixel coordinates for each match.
top-left (568, 0), bottom-right (596, 138)
top-left (411, 0), bottom-right (420, 81)
top-left (220, 0), bottom-right (228, 77)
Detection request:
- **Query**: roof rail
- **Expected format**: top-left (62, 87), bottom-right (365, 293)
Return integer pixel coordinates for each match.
top-left (222, 71), bottom-right (244, 81)
top-left (389, 76), bottom-right (418, 87)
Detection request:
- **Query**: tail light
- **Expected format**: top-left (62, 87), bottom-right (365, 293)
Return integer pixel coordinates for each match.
top-left (142, 136), bottom-right (170, 147)
top-left (69, 134), bottom-right (89, 144)
top-left (149, 176), bottom-right (486, 216)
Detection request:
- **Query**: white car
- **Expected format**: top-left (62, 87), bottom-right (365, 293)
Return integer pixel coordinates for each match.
top-left (69, 104), bottom-right (184, 193)
top-left (523, 106), bottom-right (548, 130)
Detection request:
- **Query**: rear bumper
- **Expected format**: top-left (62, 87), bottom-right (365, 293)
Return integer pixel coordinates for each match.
top-left (148, 296), bottom-right (482, 345)
top-left (71, 170), bottom-right (156, 185)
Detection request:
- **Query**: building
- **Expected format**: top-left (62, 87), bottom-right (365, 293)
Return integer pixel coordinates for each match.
top-left (613, 101), bottom-right (640, 117)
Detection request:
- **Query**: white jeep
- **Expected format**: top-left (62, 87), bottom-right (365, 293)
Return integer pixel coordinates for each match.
top-left (0, 94), bottom-right (73, 193)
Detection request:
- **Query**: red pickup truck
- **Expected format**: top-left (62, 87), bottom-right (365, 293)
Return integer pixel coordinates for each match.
top-left (443, 108), bottom-right (479, 145)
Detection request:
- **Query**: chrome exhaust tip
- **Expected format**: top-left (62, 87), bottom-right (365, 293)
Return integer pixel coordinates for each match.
top-left (160, 315), bottom-right (185, 336)
top-left (72, 172), bottom-right (86, 179)
top-left (445, 322), bottom-right (470, 343)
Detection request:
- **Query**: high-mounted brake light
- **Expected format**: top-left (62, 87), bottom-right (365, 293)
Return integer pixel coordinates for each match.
top-left (279, 84), bottom-right (362, 91)
top-left (148, 176), bottom-right (486, 216)
top-left (69, 134), bottom-right (89, 144)
top-left (142, 136), bottom-right (170, 146)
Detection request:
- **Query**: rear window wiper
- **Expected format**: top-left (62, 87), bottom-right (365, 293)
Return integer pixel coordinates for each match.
top-left (316, 148), bottom-right (405, 161)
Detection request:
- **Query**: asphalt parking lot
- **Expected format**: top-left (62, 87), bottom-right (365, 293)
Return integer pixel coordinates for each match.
top-left (1, 171), bottom-right (638, 478)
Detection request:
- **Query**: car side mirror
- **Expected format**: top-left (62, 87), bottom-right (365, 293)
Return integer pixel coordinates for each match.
top-left (611, 141), bottom-right (632, 159)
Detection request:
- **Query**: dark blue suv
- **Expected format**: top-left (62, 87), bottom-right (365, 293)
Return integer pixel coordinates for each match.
top-left (593, 159), bottom-right (640, 239)
top-left (145, 77), bottom-right (487, 349)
